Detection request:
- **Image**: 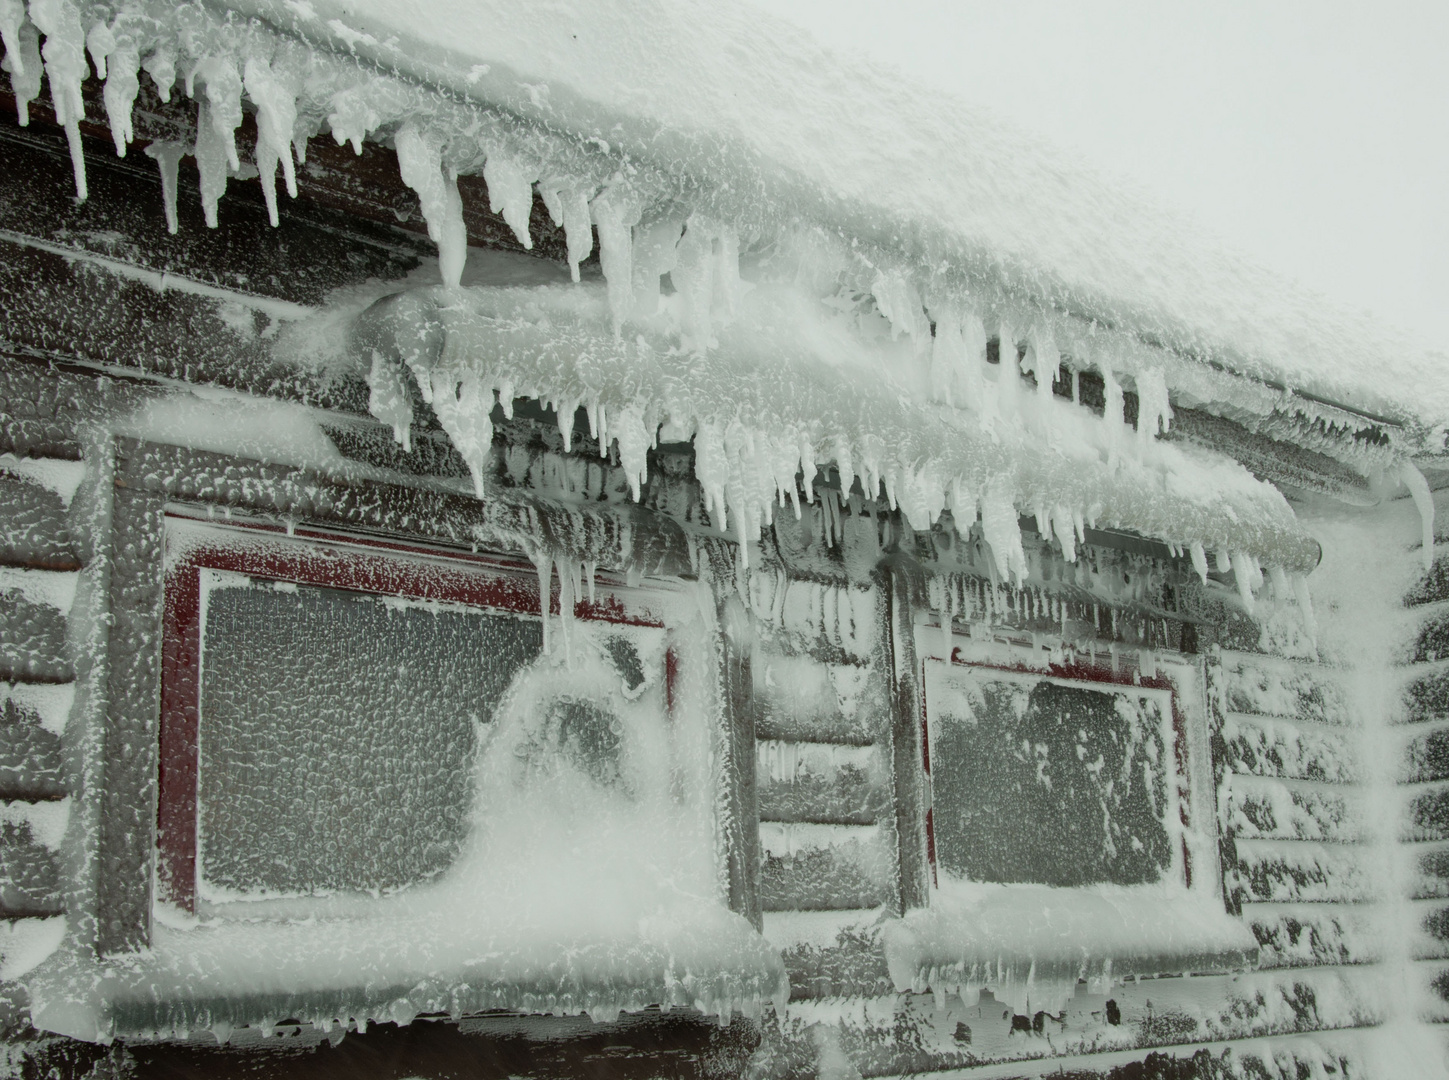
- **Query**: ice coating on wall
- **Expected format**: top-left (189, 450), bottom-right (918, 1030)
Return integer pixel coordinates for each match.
top-left (358, 276), bottom-right (1322, 580)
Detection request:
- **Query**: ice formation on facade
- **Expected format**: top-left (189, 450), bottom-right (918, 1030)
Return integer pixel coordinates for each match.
top-left (3, 3), bottom-right (1443, 1073)
top-left (1, 0), bottom-right (1426, 599)
top-left (882, 882), bottom-right (1259, 1017)
top-left (8, 0), bottom-right (1440, 430)
top-left (4, 0), bottom-right (1439, 437)
top-left (356, 272), bottom-right (1321, 591)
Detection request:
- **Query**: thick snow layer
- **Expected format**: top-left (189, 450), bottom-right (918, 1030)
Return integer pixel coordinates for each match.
top-left (212, 0), bottom-right (1443, 430)
top-left (8, 1), bottom-right (1438, 441)
top-left (361, 277), bottom-right (1321, 575)
top-left (881, 880), bottom-right (1259, 1017)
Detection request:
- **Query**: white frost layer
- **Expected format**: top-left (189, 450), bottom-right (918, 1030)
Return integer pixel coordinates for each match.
top-left (0, 566), bottom-right (77, 614)
top-left (881, 881), bottom-right (1259, 1016)
top-left (0, 453), bottom-right (85, 505)
top-left (0, 681), bottom-right (74, 735)
top-left (364, 279), bottom-right (1320, 576)
top-left (194, 0), bottom-right (1444, 428)
top-left (0, 797), bottom-right (70, 849)
top-left (0, 917), bottom-right (66, 981)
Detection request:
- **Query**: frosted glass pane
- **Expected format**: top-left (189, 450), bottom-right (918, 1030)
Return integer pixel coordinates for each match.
top-left (197, 575), bottom-right (542, 898)
top-left (926, 665), bottom-right (1172, 887)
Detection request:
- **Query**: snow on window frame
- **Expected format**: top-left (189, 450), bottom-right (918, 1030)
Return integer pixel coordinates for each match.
top-left (158, 514), bottom-right (679, 917)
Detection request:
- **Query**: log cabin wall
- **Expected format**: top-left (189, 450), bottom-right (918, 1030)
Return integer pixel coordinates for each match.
top-left (0, 85), bottom-right (1439, 1079)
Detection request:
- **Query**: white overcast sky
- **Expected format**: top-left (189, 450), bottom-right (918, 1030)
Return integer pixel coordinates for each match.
top-left (747, 0), bottom-right (1449, 355)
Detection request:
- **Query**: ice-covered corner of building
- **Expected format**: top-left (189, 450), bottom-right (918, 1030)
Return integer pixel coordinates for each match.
top-left (0, 0), bottom-right (1444, 1076)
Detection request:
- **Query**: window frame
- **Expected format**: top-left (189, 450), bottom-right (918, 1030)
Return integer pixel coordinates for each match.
top-left (913, 624), bottom-right (1221, 901)
top-left (158, 512), bottom-right (678, 914)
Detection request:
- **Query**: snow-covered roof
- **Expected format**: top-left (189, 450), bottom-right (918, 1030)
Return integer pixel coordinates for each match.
top-left (8, 0), bottom-right (1421, 580)
top-left (239, 0), bottom-right (1443, 433)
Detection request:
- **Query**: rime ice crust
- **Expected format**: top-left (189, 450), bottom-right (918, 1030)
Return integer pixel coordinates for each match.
top-left (46, 0), bottom-right (1440, 429)
top-left (3, 0), bottom-right (1421, 589)
top-left (358, 277), bottom-right (1320, 584)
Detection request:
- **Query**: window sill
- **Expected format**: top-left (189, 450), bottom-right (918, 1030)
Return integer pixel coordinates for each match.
top-left (25, 899), bottom-right (787, 1043)
top-left (881, 882), bottom-right (1259, 1016)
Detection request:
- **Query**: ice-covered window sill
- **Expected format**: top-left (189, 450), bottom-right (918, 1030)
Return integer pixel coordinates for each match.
top-left (23, 902), bottom-right (787, 1045)
top-left (882, 882), bottom-right (1259, 1016)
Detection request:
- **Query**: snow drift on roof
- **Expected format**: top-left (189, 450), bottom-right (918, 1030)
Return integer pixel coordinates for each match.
top-left (7, 0), bottom-right (1442, 437)
top-left (232, 0), bottom-right (1445, 431)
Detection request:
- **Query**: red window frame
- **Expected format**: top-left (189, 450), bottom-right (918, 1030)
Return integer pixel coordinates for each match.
top-left (919, 648), bottom-right (1197, 891)
top-left (158, 514), bottom-right (669, 913)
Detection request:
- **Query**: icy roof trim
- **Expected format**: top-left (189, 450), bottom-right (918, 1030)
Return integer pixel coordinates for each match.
top-left (358, 278), bottom-right (1322, 580)
top-left (8, 0), bottom-right (1440, 440)
top-left (226, 0), bottom-right (1445, 431)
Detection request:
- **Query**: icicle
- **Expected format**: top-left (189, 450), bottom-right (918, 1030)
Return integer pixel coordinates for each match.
top-left (1268, 564), bottom-right (1290, 602)
top-left (981, 483), bottom-right (1028, 583)
top-left (996, 321), bottom-right (1020, 416)
top-left (631, 214), bottom-right (684, 319)
top-left (1189, 541), bottom-right (1209, 585)
top-left (555, 555), bottom-right (576, 659)
top-left (143, 43), bottom-right (174, 101)
top-left (536, 555), bottom-right (552, 655)
top-left (192, 56), bottom-right (242, 172)
top-left (1102, 365), bottom-right (1123, 459)
top-left (1230, 550), bottom-right (1256, 613)
top-left (590, 186), bottom-right (642, 335)
top-left (427, 365), bottom-right (493, 497)
top-left (194, 99), bottom-right (229, 228)
top-left (1051, 503), bottom-right (1077, 562)
top-left (29, 0), bottom-right (88, 199)
top-left (871, 271), bottom-right (930, 351)
top-left (1398, 459), bottom-right (1436, 573)
top-left (243, 55), bottom-right (299, 228)
top-left (694, 420), bottom-right (728, 534)
top-left (612, 401), bottom-right (651, 501)
top-left (675, 215), bottom-right (718, 352)
top-left (1215, 548), bottom-right (1232, 575)
top-left (83, 17), bottom-right (110, 74)
top-left (3, 19), bottom-right (41, 126)
top-left (394, 123), bottom-right (468, 288)
top-left (537, 180), bottom-right (594, 281)
top-left (367, 352), bottom-right (412, 451)
top-left (1135, 367), bottom-right (1171, 446)
top-left (101, 40), bottom-right (139, 155)
top-left (554, 399), bottom-right (578, 453)
top-left (1024, 324), bottom-right (1059, 399)
top-left (144, 141), bottom-right (186, 234)
top-left (0, 0), bottom-right (24, 75)
top-left (927, 303), bottom-right (962, 406)
top-left (712, 223), bottom-right (742, 323)
top-left (482, 151), bottom-right (536, 249)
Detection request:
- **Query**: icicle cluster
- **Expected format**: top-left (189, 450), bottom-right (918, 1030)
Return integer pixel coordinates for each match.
top-left (362, 269), bottom-right (1323, 600)
top-left (4, 0), bottom-right (1408, 600)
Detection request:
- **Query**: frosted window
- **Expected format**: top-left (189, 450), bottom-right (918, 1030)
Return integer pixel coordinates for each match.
top-left (197, 573), bottom-right (542, 898)
top-left (925, 663), bottom-right (1172, 887)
